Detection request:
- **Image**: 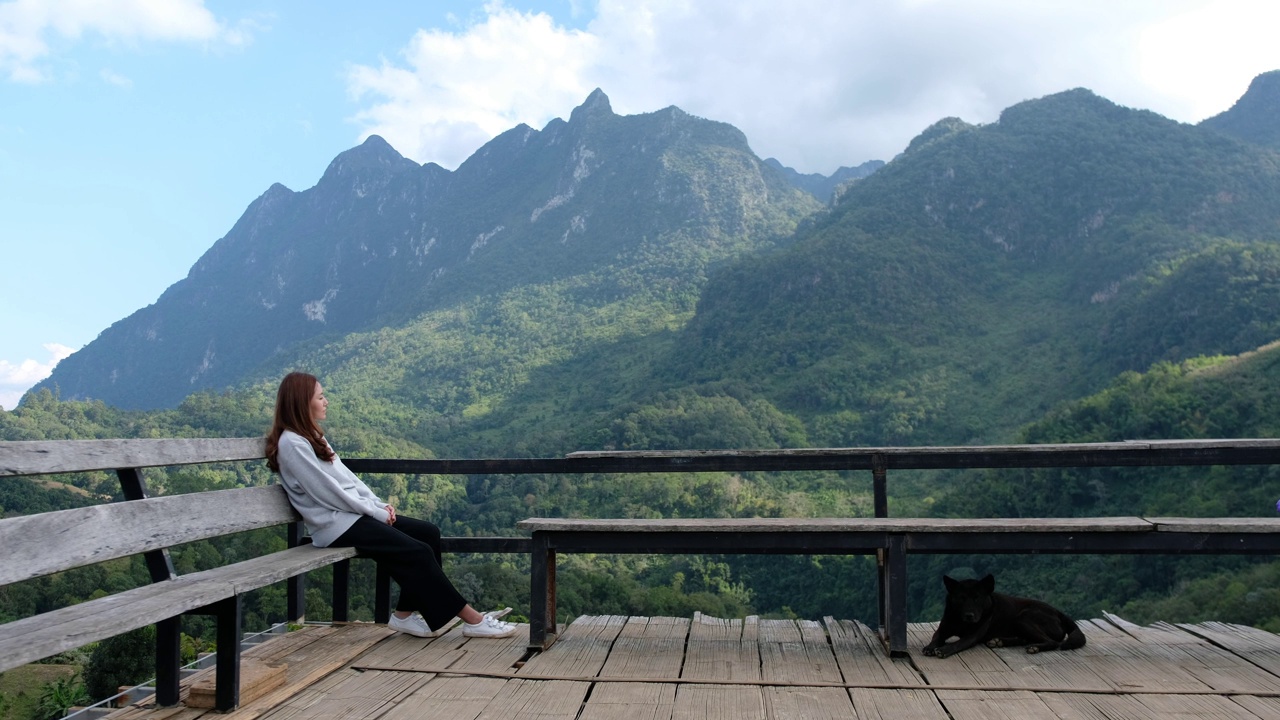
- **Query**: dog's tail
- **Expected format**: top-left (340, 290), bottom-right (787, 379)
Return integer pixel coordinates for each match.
top-left (1060, 614), bottom-right (1086, 650)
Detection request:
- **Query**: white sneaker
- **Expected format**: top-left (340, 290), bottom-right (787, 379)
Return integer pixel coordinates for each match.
top-left (388, 612), bottom-right (440, 638)
top-left (463, 611), bottom-right (518, 638)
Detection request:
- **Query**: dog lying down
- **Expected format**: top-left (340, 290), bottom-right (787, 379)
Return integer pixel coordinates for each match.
top-left (922, 574), bottom-right (1086, 659)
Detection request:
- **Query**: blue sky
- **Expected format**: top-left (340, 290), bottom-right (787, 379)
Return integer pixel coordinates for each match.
top-left (2, 0), bottom-right (1278, 410)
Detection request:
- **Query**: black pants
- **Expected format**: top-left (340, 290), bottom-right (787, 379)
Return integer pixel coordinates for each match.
top-left (331, 515), bottom-right (467, 631)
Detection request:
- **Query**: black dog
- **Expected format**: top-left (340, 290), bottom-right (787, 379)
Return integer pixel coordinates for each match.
top-left (922, 574), bottom-right (1086, 658)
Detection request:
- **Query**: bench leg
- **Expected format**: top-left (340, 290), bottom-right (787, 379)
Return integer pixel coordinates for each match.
top-left (885, 536), bottom-right (908, 657)
top-left (214, 596), bottom-right (242, 711)
top-left (876, 548), bottom-right (887, 639)
top-left (287, 522), bottom-right (307, 623)
top-left (375, 564), bottom-right (391, 624)
top-left (155, 617), bottom-right (181, 707)
top-left (333, 559), bottom-right (351, 623)
top-left (528, 533), bottom-right (556, 650)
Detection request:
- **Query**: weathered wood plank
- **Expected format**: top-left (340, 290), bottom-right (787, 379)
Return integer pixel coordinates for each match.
top-left (520, 615), bottom-right (628, 678)
top-left (109, 624), bottom-right (393, 720)
top-left (1111, 619), bottom-right (1280, 694)
top-left (0, 485), bottom-right (301, 584)
top-left (565, 439), bottom-right (1280, 460)
top-left (600, 616), bottom-right (688, 680)
top-left (377, 677), bottom-right (509, 720)
top-left (1151, 517), bottom-right (1280, 533)
top-left (935, 689), bottom-right (1064, 720)
top-left (0, 578), bottom-right (235, 671)
top-left (251, 668), bottom-right (424, 720)
top-left (758, 619), bottom-right (843, 685)
top-left (0, 437), bottom-right (266, 477)
top-left (762, 686), bottom-right (857, 719)
top-left (1178, 620), bottom-right (1280, 679)
top-left (473, 678), bottom-right (591, 720)
top-left (672, 684), bottom-right (766, 720)
top-left (1041, 691), bottom-right (1263, 720)
top-left (849, 688), bottom-right (951, 720)
top-left (682, 614), bottom-right (761, 683)
top-left (825, 618), bottom-right (923, 687)
top-left (1229, 695), bottom-right (1280, 719)
top-left (517, 517), bottom-right (1154, 533)
top-left (226, 624), bottom-right (398, 720)
top-left (577, 682), bottom-right (676, 720)
top-left (440, 623), bottom-right (532, 675)
top-left (1, 545), bottom-right (357, 672)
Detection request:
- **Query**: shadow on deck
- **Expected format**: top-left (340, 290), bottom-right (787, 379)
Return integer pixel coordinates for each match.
top-left (105, 613), bottom-right (1280, 719)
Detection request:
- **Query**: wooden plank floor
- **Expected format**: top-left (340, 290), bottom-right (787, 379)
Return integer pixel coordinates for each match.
top-left (106, 613), bottom-right (1280, 720)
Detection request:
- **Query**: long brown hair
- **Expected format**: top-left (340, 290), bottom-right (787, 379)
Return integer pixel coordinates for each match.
top-left (266, 372), bottom-right (335, 471)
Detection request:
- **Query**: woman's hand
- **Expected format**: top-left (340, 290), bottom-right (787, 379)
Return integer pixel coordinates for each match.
top-left (385, 505), bottom-right (397, 525)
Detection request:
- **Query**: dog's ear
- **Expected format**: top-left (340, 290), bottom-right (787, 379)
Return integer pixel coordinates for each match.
top-left (943, 575), bottom-right (957, 591)
top-left (979, 574), bottom-right (995, 593)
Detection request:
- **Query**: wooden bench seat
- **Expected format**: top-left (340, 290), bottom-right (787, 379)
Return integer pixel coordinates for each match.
top-left (0, 543), bottom-right (359, 670)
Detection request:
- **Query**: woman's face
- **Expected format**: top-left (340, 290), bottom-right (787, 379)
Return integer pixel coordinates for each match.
top-left (310, 382), bottom-right (328, 422)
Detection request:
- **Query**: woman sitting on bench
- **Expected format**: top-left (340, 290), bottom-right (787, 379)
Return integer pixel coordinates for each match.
top-left (266, 371), bottom-right (516, 639)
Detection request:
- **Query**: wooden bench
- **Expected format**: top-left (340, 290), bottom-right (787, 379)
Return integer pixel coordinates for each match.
top-left (0, 438), bottom-right (372, 710)
top-left (518, 515), bottom-right (1280, 655)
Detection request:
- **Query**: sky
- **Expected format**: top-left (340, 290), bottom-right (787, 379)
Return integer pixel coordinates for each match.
top-left (2, 0), bottom-right (1278, 410)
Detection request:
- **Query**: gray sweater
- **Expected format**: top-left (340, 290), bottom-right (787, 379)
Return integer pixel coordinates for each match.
top-left (276, 430), bottom-right (390, 547)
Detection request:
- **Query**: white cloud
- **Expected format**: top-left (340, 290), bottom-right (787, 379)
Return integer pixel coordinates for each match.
top-left (0, 342), bottom-right (74, 410)
top-left (347, 0), bottom-right (1280, 175)
top-left (99, 67), bottom-right (132, 87)
top-left (0, 0), bottom-right (251, 83)
top-left (348, 1), bottom-right (601, 169)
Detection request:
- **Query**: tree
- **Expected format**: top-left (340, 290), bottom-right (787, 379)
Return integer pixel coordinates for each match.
top-left (82, 627), bottom-right (154, 702)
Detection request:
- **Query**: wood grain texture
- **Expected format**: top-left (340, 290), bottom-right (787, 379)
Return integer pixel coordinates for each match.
top-left (0, 484), bottom-right (301, 584)
top-left (0, 437), bottom-right (266, 477)
top-left (517, 516), bottom-right (1155, 533)
top-left (0, 545), bottom-right (357, 672)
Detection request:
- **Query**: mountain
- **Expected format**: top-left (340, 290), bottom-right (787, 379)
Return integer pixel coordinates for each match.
top-left (664, 88), bottom-right (1280, 444)
top-left (1200, 69), bottom-right (1280, 149)
top-left (763, 158), bottom-right (885, 203)
top-left (32, 78), bottom-right (1280, 457)
top-left (442, 86), bottom-right (1280, 454)
top-left (37, 90), bottom-right (822, 409)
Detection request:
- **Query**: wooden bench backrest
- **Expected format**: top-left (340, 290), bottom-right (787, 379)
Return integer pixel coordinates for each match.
top-left (0, 485), bottom-right (301, 586)
top-left (0, 437), bottom-right (292, 586)
top-left (0, 437), bottom-right (266, 477)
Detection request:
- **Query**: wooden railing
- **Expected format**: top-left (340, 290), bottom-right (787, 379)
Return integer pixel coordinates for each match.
top-left (2, 436), bottom-right (1279, 702)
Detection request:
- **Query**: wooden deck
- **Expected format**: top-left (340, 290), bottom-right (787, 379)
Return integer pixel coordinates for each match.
top-left (106, 613), bottom-right (1280, 719)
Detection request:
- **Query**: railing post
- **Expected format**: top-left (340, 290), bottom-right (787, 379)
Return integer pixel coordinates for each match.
top-left (872, 453), bottom-right (890, 648)
top-left (872, 454), bottom-right (888, 519)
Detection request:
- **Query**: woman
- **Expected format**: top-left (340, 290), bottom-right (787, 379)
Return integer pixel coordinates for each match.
top-left (266, 371), bottom-right (516, 639)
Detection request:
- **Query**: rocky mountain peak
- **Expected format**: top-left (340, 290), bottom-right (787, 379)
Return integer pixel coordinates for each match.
top-left (569, 88), bottom-right (614, 124)
top-left (318, 134), bottom-right (420, 187)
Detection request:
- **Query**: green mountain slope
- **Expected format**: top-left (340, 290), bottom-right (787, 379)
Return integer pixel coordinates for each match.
top-left (1201, 69), bottom-right (1280, 149)
top-left (659, 88), bottom-right (1280, 445)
